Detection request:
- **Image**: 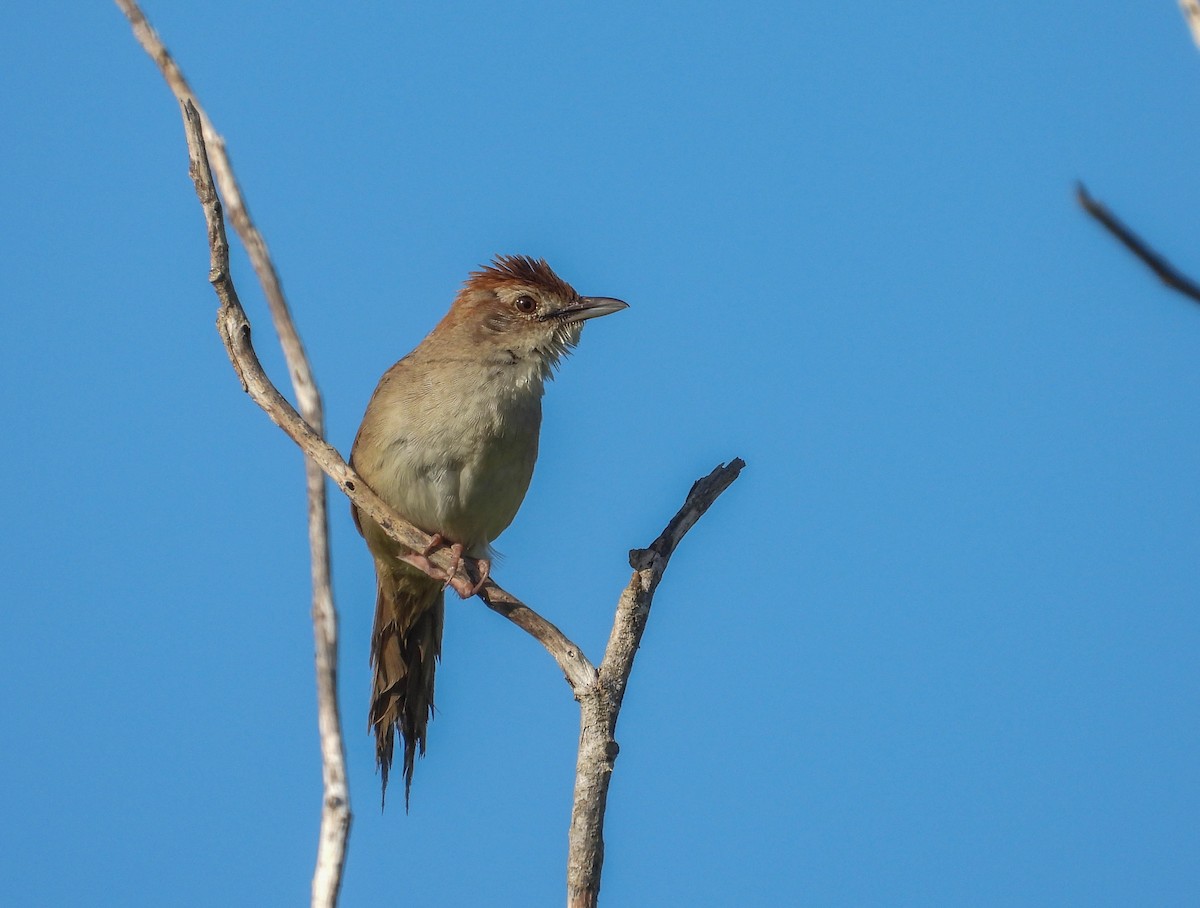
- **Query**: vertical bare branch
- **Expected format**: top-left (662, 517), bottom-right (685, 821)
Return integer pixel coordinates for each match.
top-left (113, 3), bottom-right (351, 904)
top-left (566, 460), bottom-right (746, 908)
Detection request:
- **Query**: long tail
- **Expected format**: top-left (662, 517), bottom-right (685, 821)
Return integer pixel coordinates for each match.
top-left (369, 565), bottom-right (444, 810)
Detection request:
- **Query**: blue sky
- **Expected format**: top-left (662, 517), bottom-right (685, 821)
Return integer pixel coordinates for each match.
top-left (3, 2), bottom-right (1198, 905)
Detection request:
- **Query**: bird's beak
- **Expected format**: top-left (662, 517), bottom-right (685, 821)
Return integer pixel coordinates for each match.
top-left (555, 297), bottom-right (629, 323)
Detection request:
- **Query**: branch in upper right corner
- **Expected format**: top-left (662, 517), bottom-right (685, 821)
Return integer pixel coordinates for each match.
top-left (1076, 183), bottom-right (1200, 307)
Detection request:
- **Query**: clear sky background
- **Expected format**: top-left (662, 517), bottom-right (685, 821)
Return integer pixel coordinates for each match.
top-left (3, 3), bottom-right (1198, 906)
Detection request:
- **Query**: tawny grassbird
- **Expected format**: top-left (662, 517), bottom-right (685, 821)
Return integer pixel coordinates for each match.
top-left (350, 255), bottom-right (627, 807)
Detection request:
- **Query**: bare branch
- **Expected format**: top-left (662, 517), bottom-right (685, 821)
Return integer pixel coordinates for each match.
top-left (122, 12), bottom-right (744, 908)
top-left (1076, 183), bottom-right (1200, 307)
top-left (566, 459), bottom-right (745, 908)
top-left (479, 586), bottom-right (598, 691)
top-left (603, 460), bottom-right (746, 705)
top-left (113, 0), bottom-right (321, 409)
top-left (113, 3), bottom-right (352, 902)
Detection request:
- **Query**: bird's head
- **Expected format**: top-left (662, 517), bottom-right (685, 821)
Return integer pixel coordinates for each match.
top-left (442, 255), bottom-right (627, 374)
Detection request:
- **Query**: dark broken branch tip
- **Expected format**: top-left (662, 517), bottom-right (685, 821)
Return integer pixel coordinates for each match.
top-left (1074, 183), bottom-right (1105, 219)
top-left (708, 457), bottom-right (746, 484)
top-left (685, 458), bottom-right (745, 501)
top-left (685, 458), bottom-right (744, 505)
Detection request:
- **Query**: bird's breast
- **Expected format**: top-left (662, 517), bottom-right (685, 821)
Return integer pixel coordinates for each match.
top-left (356, 360), bottom-right (544, 555)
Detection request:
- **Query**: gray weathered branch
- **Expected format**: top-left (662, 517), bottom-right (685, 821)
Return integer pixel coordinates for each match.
top-left (112, 2), bottom-right (351, 903)
top-left (566, 459), bottom-right (745, 908)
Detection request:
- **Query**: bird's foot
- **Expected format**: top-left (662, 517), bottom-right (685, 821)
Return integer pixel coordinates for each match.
top-left (441, 542), bottom-right (466, 593)
top-left (409, 535), bottom-right (489, 599)
top-left (402, 533), bottom-right (457, 587)
top-left (442, 546), bottom-right (490, 599)
top-left (421, 533), bottom-right (448, 558)
top-left (402, 550), bottom-right (447, 583)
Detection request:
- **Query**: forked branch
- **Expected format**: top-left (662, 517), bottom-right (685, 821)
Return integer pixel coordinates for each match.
top-left (567, 459), bottom-right (745, 908)
top-left (122, 7), bottom-right (742, 906)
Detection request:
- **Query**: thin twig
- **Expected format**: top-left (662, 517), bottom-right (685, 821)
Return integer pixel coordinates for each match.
top-left (113, 3), bottom-right (352, 903)
top-left (566, 459), bottom-right (746, 908)
top-left (1076, 183), bottom-right (1200, 307)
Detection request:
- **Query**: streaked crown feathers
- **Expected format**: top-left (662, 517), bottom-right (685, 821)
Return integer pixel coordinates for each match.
top-left (463, 255), bottom-right (578, 302)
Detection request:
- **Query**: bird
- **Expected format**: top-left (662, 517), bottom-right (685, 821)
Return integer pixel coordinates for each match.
top-left (349, 255), bottom-right (628, 808)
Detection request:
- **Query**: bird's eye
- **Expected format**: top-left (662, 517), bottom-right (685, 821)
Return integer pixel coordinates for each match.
top-left (515, 295), bottom-right (537, 314)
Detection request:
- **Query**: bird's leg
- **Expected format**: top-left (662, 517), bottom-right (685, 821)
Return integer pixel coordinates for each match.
top-left (399, 533), bottom-right (456, 586)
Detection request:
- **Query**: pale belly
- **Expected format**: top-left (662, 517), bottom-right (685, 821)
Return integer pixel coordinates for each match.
top-left (358, 381), bottom-right (542, 557)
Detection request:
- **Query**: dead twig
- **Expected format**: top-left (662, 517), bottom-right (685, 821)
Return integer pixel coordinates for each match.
top-left (1076, 183), bottom-right (1200, 307)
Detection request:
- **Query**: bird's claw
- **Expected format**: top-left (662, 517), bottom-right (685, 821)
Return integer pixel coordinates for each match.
top-left (444, 547), bottom-right (491, 599)
top-left (459, 557), bottom-right (491, 598)
top-left (441, 542), bottom-right (466, 593)
top-left (421, 533), bottom-right (448, 558)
